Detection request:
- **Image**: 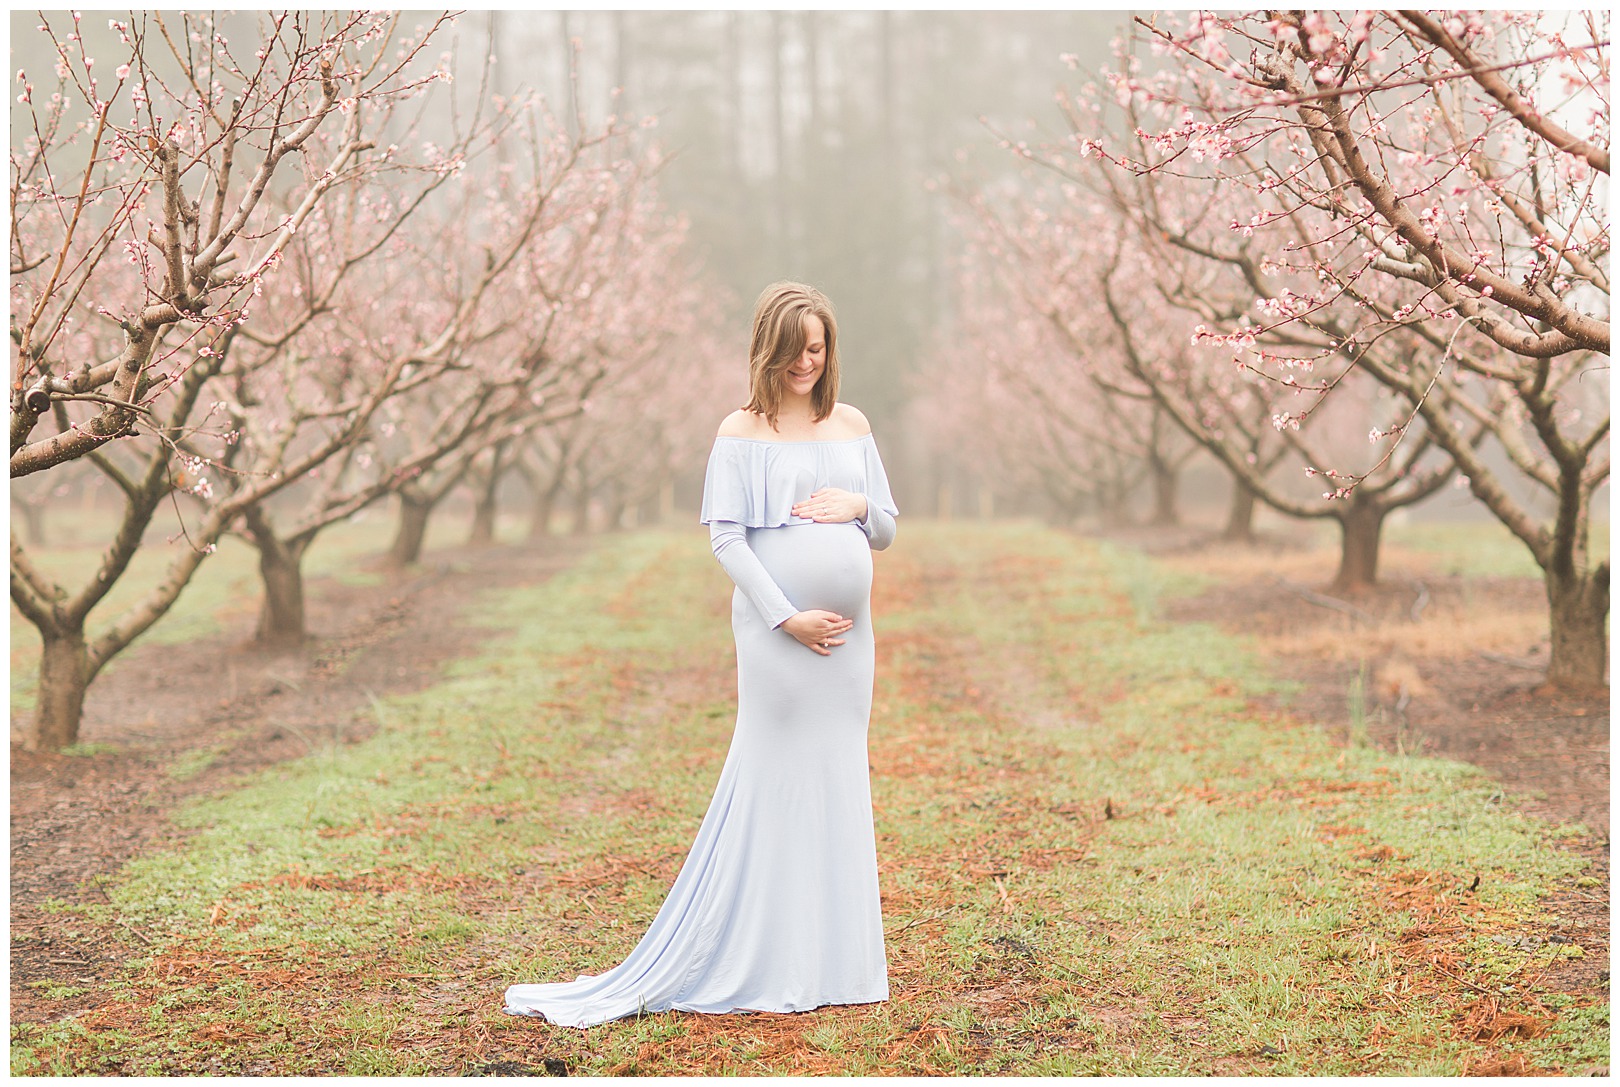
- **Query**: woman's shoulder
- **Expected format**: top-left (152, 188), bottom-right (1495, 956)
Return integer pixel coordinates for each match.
top-left (713, 404), bottom-right (872, 441)
top-left (828, 402), bottom-right (872, 437)
top-left (716, 409), bottom-right (766, 439)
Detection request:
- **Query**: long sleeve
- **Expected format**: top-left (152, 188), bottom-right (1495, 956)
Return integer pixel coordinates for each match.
top-left (856, 434), bottom-right (898, 551)
top-left (710, 521), bottom-right (798, 629)
top-left (857, 502), bottom-right (896, 551)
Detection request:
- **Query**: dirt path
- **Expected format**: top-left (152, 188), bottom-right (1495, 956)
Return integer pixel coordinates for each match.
top-left (9, 538), bottom-right (587, 1026)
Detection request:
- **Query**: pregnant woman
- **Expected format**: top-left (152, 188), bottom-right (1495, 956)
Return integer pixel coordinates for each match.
top-left (503, 281), bottom-right (898, 1027)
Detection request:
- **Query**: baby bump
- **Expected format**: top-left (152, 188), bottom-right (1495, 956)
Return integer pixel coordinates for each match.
top-left (747, 523), bottom-right (872, 619)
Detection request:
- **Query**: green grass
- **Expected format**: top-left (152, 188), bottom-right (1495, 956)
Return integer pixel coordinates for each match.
top-left (8, 501), bottom-right (489, 719)
top-left (10, 522), bottom-right (1604, 1075)
top-left (1385, 517), bottom-right (1610, 579)
top-left (1266, 511), bottom-right (1608, 582)
top-left (58, 741), bottom-right (121, 758)
top-left (164, 746), bottom-right (221, 782)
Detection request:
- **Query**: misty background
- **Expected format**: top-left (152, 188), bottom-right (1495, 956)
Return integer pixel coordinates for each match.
top-left (472, 10), bottom-right (1128, 516)
top-left (11, 8), bottom-right (1568, 524)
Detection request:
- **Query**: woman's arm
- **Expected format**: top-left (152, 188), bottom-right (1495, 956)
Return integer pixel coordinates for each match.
top-left (791, 489), bottom-right (896, 551)
top-left (710, 521), bottom-right (798, 629)
top-left (710, 521), bottom-right (855, 654)
top-left (857, 503), bottom-right (896, 551)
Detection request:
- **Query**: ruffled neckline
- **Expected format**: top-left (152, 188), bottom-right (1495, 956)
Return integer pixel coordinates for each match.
top-left (700, 432), bottom-right (897, 528)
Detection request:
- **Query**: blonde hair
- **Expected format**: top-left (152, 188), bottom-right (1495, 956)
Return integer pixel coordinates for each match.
top-left (744, 281), bottom-right (840, 429)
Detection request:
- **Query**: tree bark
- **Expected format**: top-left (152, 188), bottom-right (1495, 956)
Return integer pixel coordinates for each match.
top-left (241, 504), bottom-right (309, 645)
top-left (558, 12), bottom-right (577, 137)
top-left (1222, 478), bottom-right (1258, 543)
top-left (724, 14), bottom-right (742, 180)
top-left (1331, 496), bottom-right (1387, 592)
top-left (770, 11), bottom-right (787, 248)
top-left (528, 486), bottom-right (558, 542)
top-left (570, 486), bottom-right (592, 536)
top-left (469, 496), bottom-right (497, 546)
top-left (257, 542), bottom-right (308, 645)
top-left (1149, 453), bottom-right (1179, 526)
top-left (1095, 484), bottom-right (1132, 529)
top-left (33, 626), bottom-right (89, 751)
top-left (1545, 563), bottom-right (1610, 690)
top-left (468, 441), bottom-right (509, 547)
top-left (389, 490), bottom-right (436, 567)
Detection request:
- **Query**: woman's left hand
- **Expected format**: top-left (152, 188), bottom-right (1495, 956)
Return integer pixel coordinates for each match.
top-left (792, 488), bottom-right (867, 524)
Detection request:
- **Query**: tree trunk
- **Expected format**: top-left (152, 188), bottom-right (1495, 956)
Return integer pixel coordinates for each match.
top-left (769, 11), bottom-right (787, 247)
top-left (468, 467), bottom-right (498, 547)
top-left (570, 487), bottom-right (592, 536)
top-left (528, 487), bottom-right (558, 542)
top-left (1095, 480), bottom-right (1132, 529)
top-left (1544, 564), bottom-right (1610, 690)
top-left (724, 14), bottom-right (742, 180)
top-left (659, 478), bottom-right (675, 524)
top-left (32, 626), bottom-right (89, 751)
top-left (469, 441), bottom-right (510, 547)
top-left (558, 12), bottom-right (577, 137)
top-left (1222, 479), bottom-right (1258, 543)
top-left (242, 505), bottom-right (309, 645)
top-left (255, 540), bottom-right (308, 646)
top-left (469, 497), bottom-right (497, 547)
top-left (1331, 497), bottom-right (1386, 591)
top-left (1149, 454), bottom-right (1179, 526)
top-left (389, 491), bottom-right (435, 567)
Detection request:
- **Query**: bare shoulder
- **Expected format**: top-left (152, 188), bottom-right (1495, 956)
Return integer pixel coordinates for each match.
top-left (717, 409), bottom-right (765, 438)
top-left (831, 402), bottom-right (872, 437)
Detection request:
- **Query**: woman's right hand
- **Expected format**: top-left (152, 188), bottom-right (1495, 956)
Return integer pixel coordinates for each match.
top-left (781, 610), bottom-right (853, 655)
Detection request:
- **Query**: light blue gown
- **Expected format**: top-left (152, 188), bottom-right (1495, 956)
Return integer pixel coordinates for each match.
top-left (503, 433), bottom-right (899, 1027)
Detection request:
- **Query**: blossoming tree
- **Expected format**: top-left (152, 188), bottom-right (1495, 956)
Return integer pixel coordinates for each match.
top-left (510, 197), bottom-right (740, 539)
top-left (226, 97), bottom-right (648, 639)
top-left (8, 12), bottom-right (469, 748)
top-left (368, 143), bottom-right (679, 566)
top-left (1069, 10), bottom-right (1609, 686)
top-left (917, 196), bottom-right (1199, 528)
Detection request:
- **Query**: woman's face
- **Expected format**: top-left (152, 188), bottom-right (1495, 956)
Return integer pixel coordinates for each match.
top-left (782, 312), bottom-right (826, 399)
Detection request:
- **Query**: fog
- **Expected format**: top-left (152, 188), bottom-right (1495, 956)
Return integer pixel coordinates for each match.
top-left (13, 11), bottom-right (1600, 525)
top-left (468, 11), bottom-right (1130, 489)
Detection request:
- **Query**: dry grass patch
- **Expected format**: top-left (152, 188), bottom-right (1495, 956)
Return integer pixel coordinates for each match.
top-left (1259, 606), bottom-right (1546, 664)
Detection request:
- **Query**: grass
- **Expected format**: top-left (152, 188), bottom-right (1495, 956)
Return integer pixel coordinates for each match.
top-left (164, 746), bottom-right (222, 783)
top-left (58, 741), bottom-right (121, 758)
top-left (10, 521), bottom-right (1604, 1075)
top-left (8, 501), bottom-right (495, 719)
top-left (1386, 518), bottom-right (1610, 580)
top-left (1263, 606), bottom-right (1550, 663)
top-left (1155, 514), bottom-right (1608, 677)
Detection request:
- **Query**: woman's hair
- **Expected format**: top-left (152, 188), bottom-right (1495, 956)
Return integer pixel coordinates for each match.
top-left (744, 281), bottom-right (840, 428)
